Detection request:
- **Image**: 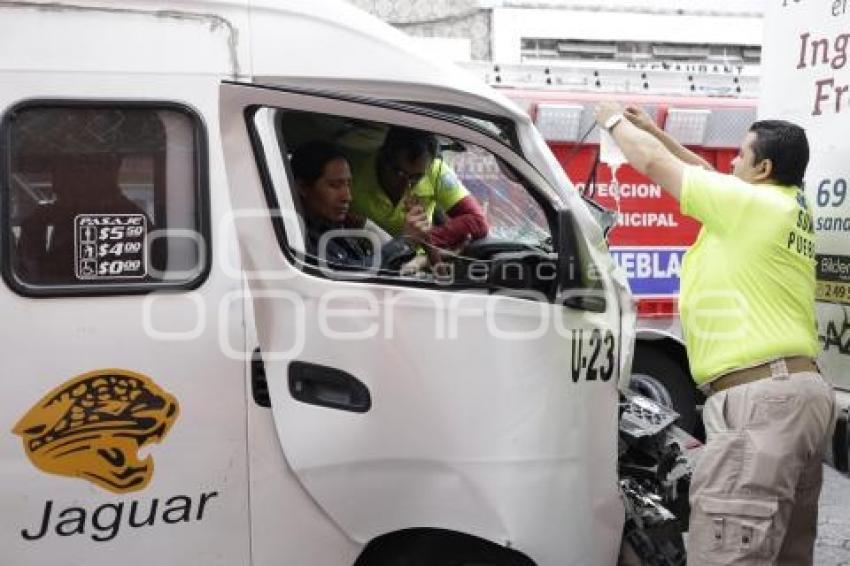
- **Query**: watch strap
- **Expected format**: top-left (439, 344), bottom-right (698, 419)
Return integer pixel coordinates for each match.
top-left (604, 113), bottom-right (624, 132)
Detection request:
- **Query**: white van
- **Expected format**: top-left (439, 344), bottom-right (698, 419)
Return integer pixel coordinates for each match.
top-left (0, 1), bottom-right (680, 565)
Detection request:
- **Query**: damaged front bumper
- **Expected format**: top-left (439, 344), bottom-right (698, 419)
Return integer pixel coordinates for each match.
top-left (617, 391), bottom-right (703, 566)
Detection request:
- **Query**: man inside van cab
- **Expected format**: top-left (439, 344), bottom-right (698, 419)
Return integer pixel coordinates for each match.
top-left (348, 126), bottom-right (488, 254)
top-left (594, 103), bottom-right (835, 565)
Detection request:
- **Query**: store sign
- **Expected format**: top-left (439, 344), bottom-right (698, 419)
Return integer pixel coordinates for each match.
top-left (761, 0), bottom-right (850, 389)
top-left (610, 247), bottom-right (685, 297)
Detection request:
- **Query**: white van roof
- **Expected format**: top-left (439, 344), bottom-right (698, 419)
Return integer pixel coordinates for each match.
top-left (0, 0), bottom-right (527, 121)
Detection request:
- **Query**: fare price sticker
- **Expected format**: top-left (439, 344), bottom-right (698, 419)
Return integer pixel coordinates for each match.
top-left (75, 214), bottom-right (147, 280)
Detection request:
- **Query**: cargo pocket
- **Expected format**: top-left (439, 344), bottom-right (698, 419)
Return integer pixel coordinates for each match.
top-left (749, 392), bottom-right (800, 428)
top-left (688, 496), bottom-right (778, 563)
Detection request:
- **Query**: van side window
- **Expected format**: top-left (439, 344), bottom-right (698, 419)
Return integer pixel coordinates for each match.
top-left (249, 108), bottom-right (569, 299)
top-left (4, 104), bottom-right (208, 294)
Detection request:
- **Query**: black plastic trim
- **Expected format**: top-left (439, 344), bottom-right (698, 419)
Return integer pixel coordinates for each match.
top-left (288, 361), bottom-right (371, 413)
top-left (354, 528), bottom-right (536, 566)
top-left (555, 207), bottom-right (608, 311)
top-left (834, 405), bottom-right (849, 474)
top-left (395, 101), bottom-right (522, 154)
top-left (251, 347), bottom-right (271, 408)
top-left (1, 99), bottom-right (212, 298)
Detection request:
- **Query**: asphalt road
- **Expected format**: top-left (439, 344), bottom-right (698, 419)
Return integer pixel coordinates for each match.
top-left (816, 466), bottom-right (850, 565)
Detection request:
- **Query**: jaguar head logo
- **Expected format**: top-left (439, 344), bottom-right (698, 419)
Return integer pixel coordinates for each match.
top-left (12, 369), bottom-right (179, 494)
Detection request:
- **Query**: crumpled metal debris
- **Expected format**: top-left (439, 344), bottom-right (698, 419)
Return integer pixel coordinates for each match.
top-left (618, 391), bottom-right (704, 566)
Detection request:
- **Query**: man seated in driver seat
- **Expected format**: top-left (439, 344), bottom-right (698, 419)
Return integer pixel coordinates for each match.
top-left (290, 141), bottom-right (414, 271)
top-left (348, 126), bottom-right (489, 255)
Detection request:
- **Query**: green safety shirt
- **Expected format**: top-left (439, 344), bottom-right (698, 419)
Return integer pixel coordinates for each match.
top-left (349, 152), bottom-right (469, 236)
top-left (678, 166), bottom-right (818, 384)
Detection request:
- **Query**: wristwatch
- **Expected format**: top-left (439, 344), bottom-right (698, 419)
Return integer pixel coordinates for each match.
top-left (604, 113), bottom-right (625, 133)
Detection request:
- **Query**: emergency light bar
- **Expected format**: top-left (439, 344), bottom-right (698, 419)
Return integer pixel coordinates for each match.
top-left (534, 103), bottom-right (584, 141)
top-left (664, 108), bottom-right (711, 145)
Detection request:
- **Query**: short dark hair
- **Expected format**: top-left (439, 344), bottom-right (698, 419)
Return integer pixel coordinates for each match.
top-left (381, 126), bottom-right (438, 162)
top-left (290, 141), bottom-right (349, 186)
top-left (748, 120), bottom-right (809, 187)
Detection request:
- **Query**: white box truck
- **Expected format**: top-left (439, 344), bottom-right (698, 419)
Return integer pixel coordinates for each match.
top-left (760, 0), bottom-right (850, 471)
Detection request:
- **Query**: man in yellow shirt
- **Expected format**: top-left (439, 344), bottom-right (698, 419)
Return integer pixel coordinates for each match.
top-left (594, 103), bottom-right (835, 565)
top-left (349, 127), bottom-right (488, 254)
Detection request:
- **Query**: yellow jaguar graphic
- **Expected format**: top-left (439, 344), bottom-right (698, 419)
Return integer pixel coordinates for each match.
top-left (12, 369), bottom-right (179, 494)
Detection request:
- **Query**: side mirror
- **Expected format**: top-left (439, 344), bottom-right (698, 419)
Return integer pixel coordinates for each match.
top-left (599, 209), bottom-right (618, 239)
top-left (556, 208), bottom-right (607, 312)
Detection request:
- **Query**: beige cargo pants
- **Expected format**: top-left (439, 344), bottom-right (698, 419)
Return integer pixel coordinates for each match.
top-left (687, 361), bottom-right (835, 565)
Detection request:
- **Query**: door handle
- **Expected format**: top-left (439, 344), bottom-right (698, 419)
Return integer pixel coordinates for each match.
top-left (288, 361), bottom-right (371, 413)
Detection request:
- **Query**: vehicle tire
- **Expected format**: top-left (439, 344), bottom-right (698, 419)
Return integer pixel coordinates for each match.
top-left (354, 529), bottom-right (534, 566)
top-left (619, 524), bottom-right (687, 566)
top-left (630, 347), bottom-right (698, 435)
